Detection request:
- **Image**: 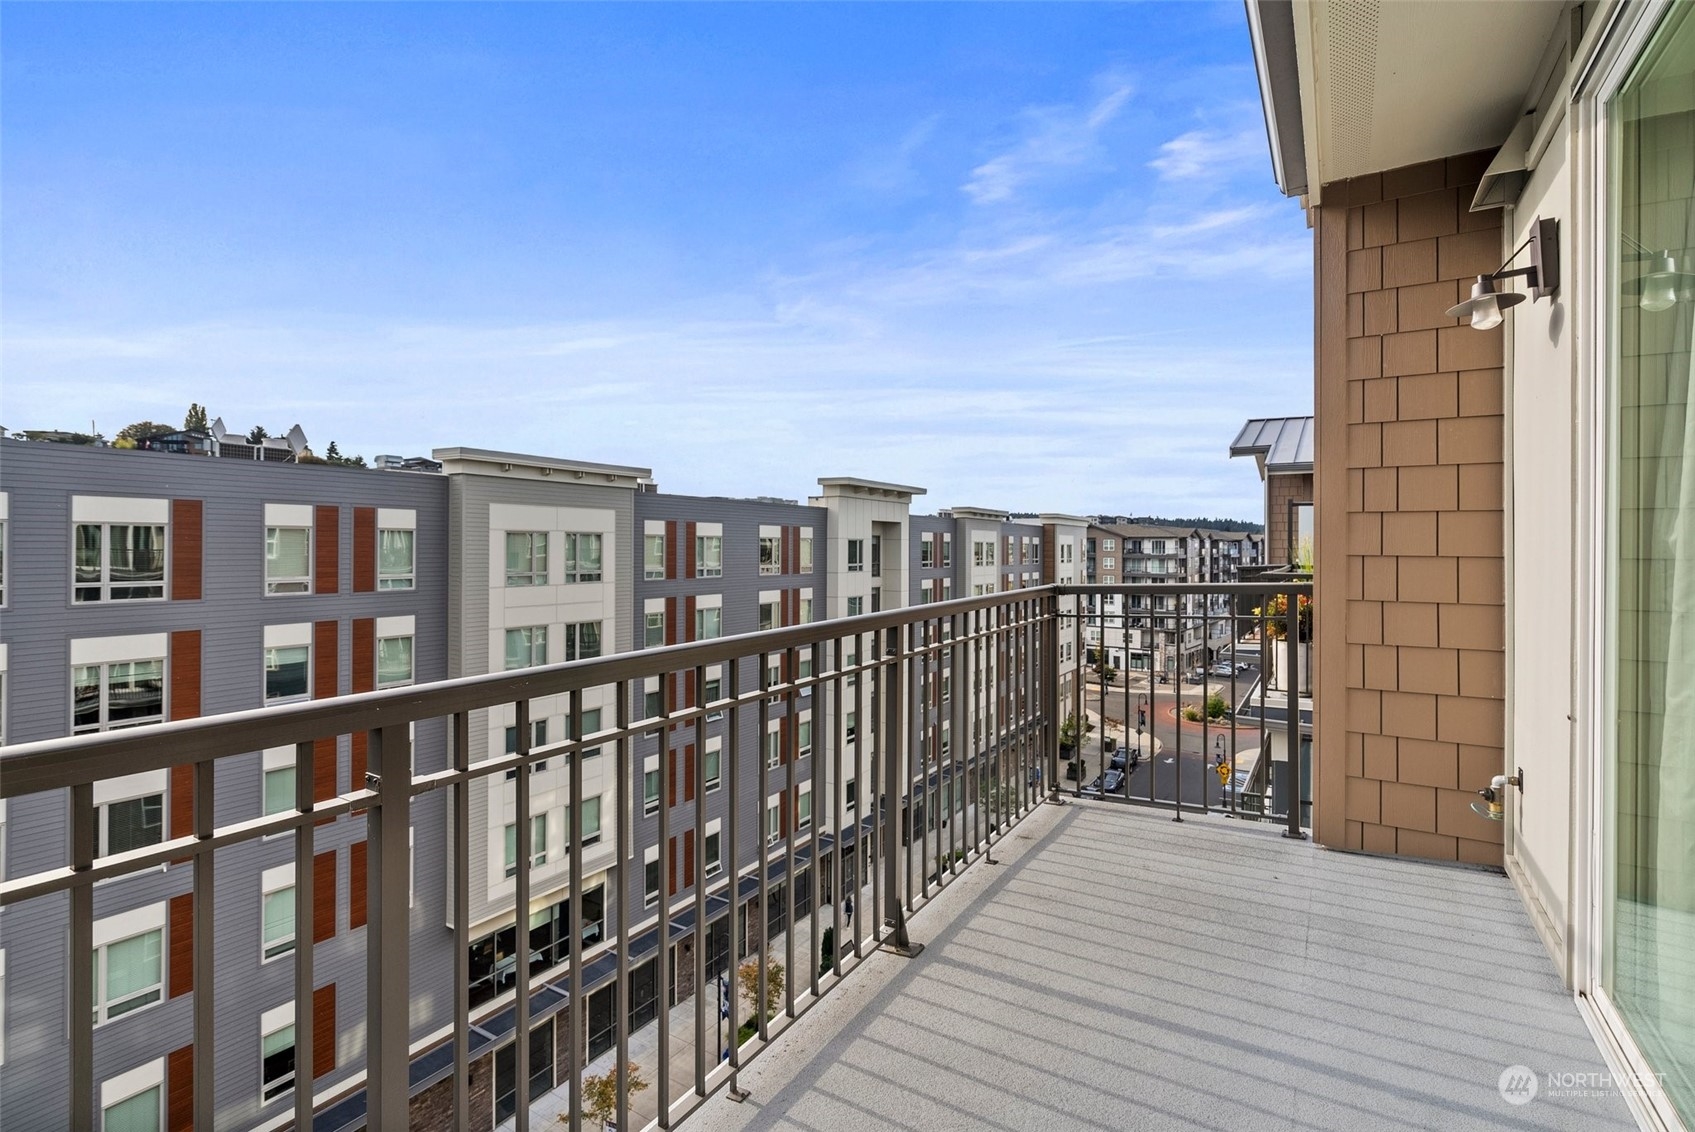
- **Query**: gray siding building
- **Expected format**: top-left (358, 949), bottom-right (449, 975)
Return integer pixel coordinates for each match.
top-left (0, 437), bottom-right (450, 1131)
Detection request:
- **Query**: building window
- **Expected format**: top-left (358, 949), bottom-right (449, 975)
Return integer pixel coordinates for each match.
top-left (844, 711), bottom-right (857, 743)
top-left (505, 627), bottom-right (547, 670)
top-left (75, 523), bottom-right (166, 603)
top-left (643, 848), bottom-right (660, 907)
top-left (265, 646), bottom-right (309, 703)
top-left (845, 779), bottom-right (857, 813)
top-left (696, 535), bottom-right (723, 577)
top-left (262, 869), bottom-right (295, 961)
top-left (799, 535), bottom-right (813, 572)
top-left (798, 719), bottom-right (812, 757)
top-left (377, 635), bottom-right (413, 687)
top-left (265, 526), bottom-right (312, 595)
top-left (940, 533), bottom-right (952, 567)
top-left (503, 719), bottom-right (548, 777)
top-left (504, 814), bottom-right (547, 878)
top-left (378, 528), bottom-right (415, 590)
top-left (643, 756), bottom-right (660, 816)
top-left (94, 923), bottom-right (163, 1025)
top-left (261, 1010), bottom-right (296, 1102)
top-left (569, 707), bottom-right (603, 759)
top-left (704, 827), bottom-right (722, 876)
top-left (1104, 557), bottom-right (1116, 571)
top-left (562, 533), bottom-right (603, 583)
top-left (505, 532), bottom-right (548, 587)
top-left (759, 602), bottom-right (777, 632)
top-left (99, 788), bottom-right (164, 858)
top-left (565, 622), bottom-right (602, 661)
top-left (765, 728), bottom-right (781, 769)
top-left (704, 739), bottom-right (721, 792)
top-left (920, 534), bottom-right (935, 568)
top-left (102, 1075), bottom-right (162, 1129)
top-left (263, 757), bottom-right (295, 817)
top-left (764, 658), bottom-right (781, 703)
top-left (846, 540), bottom-right (864, 572)
top-left (846, 596), bottom-right (863, 617)
top-left (797, 787), bottom-right (812, 830)
top-left (644, 533), bottom-right (665, 580)
top-left (74, 659), bottom-right (164, 734)
top-left (766, 802), bottom-right (781, 846)
top-left (704, 671), bottom-right (723, 721)
top-left (695, 606), bottom-right (721, 640)
top-left (571, 797), bottom-right (602, 848)
top-left (645, 611), bottom-right (664, 649)
top-left (973, 540), bottom-right (995, 567)
top-left (799, 596), bottom-right (812, 623)
top-left (759, 535), bottom-right (781, 575)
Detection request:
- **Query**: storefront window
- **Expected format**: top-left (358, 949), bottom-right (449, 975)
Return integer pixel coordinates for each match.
top-left (1609, 6), bottom-right (1695, 1121)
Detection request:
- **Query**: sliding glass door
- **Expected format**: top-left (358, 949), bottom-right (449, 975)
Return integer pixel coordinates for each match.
top-left (1609, 3), bottom-right (1695, 1123)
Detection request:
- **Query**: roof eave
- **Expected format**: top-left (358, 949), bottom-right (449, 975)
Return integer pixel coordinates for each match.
top-left (1245, 0), bottom-right (1309, 198)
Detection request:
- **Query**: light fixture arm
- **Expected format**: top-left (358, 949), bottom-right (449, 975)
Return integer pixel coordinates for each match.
top-left (1485, 217), bottom-right (1559, 300)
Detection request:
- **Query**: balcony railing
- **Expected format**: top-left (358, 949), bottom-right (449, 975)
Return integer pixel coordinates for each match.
top-left (0, 581), bottom-right (1309, 1131)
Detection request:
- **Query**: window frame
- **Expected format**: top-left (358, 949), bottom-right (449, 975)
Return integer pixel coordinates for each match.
top-left (73, 658), bottom-right (166, 735)
top-left (504, 531), bottom-right (549, 587)
top-left (376, 633), bottom-right (414, 688)
top-left (94, 923), bottom-right (164, 1026)
top-left (74, 520), bottom-right (168, 603)
top-left (504, 626), bottom-right (547, 671)
top-left (643, 533), bottom-right (665, 581)
top-left (562, 532), bottom-right (604, 584)
top-left (564, 621), bottom-right (602, 661)
top-left (262, 867), bottom-right (296, 962)
top-left (377, 527), bottom-right (416, 591)
top-left (696, 535), bottom-right (723, 578)
top-left (759, 534), bottom-right (781, 575)
top-left (265, 525), bottom-right (313, 595)
top-left (846, 539), bottom-right (864, 572)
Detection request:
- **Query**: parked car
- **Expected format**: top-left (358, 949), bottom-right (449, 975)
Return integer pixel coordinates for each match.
top-left (1081, 769), bottom-right (1127, 797)
top-left (1109, 748), bottom-right (1141, 773)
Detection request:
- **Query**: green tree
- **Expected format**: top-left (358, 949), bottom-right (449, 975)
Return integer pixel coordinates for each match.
top-left (183, 403), bottom-right (208, 431)
top-left (1205, 693), bottom-right (1228, 720)
top-left (575, 1064), bottom-right (649, 1130)
top-left (738, 957), bottom-right (785, 1021)
top-left (246, 425), bottom-right (269, 443)
top-left (818, 926), bottom-right (835, 976)
top-left (117, 420), bottom-right (173, 442)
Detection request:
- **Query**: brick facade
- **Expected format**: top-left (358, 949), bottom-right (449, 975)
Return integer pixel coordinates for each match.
top-left (1314, 153), bottom-right (1506, 864)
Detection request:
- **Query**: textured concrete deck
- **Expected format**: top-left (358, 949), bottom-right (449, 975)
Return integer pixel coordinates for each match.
top-left (691, 800), bottom-right (1636, 1132)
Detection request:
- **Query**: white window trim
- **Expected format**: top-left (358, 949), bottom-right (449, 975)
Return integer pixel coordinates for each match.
top-left (262, 864), bottom-right (296, 962)
top-left (260, 1000), bottom-right (296, 1101)
top-left (704, 819), bottom-right (723, 877)
top-left (100, 1057), bottom-right (165, 1117)
top-left (643, 754), bottom-right (660, 816)
top-left (704, 735), bottom-right (723, 793)
top-left (643, 845), bottom-right (661, 907)
top-left (93, 904), bottom-right (167, 1026)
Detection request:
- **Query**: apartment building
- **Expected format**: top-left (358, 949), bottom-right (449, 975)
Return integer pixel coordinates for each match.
top-left (1083, 522), bottom-right (1265, 677)
top-left (1249, 0), bottom-right (1693, 1123)
top-left (0, 437), bottom-right (449, 1131)
top-left (0, 434), bottom-right (1211, 1127)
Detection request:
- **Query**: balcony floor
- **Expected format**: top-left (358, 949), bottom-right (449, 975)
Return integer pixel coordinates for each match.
top-left (694, 801), bottom-right (1635, 1131)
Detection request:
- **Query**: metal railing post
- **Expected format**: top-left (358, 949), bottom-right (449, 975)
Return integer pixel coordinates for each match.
top-left (451, 714), bottom-right (471, 1130)
top-left (294, 739), bottom-right (319, 1132)
top-left (69, 782), bottom-right (95, 1131)
top-left (1284, 590), bottom-right (1308, 840)
top-left (880, 624), bottom-right (922, 957)
top-left (365, 722), bottom-right (413, 1129)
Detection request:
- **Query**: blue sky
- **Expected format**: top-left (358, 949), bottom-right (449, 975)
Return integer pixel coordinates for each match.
top-left (2, 2), bottom-right (1312, 518)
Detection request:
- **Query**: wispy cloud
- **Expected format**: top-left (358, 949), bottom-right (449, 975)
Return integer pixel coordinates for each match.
top-left (962, 76), bottom-right (1133, 205)
top-left (1148, 127), bottom-right (1265, 181)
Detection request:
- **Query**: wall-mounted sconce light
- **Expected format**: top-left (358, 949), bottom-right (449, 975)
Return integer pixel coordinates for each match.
top-left (1471, 769), bottom-right (1524, 821)
top-left (1446, 216), bottom-right (1560, 330)
top-left (1622, 233), bottom-right (1695, 312)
